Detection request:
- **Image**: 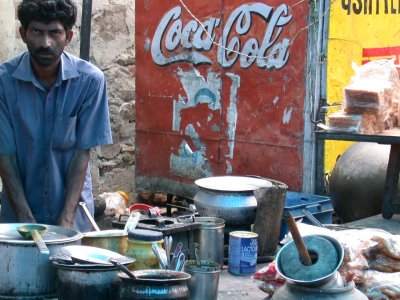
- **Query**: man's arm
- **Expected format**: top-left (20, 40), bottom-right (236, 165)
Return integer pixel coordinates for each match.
top-left (0, 155), bottom-right (35, 222)
top-left (58, 148), bottom-right (90, 228)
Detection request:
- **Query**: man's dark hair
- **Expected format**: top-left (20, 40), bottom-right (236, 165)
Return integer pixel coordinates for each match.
top-left (18, 0), bottom-right (77, 31)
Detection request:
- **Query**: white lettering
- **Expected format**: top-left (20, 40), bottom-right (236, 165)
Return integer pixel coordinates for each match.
top-left (242, 246), bottom-right (258, 252)
top-left (151, 3), bottom-right (293, 70)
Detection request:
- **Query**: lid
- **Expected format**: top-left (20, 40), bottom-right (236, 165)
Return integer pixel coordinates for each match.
top-left (0, 223), bottom-right (82, 244)
top-left (195, 176), bottom-right (272, 192)
top-left (50, 245), bottom-right (135, 269)
top-left (83, 229), bottom-right (126, 238)
top-left (128, 228), bottom-right (163, 241)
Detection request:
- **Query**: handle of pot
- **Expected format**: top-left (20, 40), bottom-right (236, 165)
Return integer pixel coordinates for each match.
top-left (31, 229), bottom-right (49, 254)
top-left (284, 212), bottom-right (312, 266)
top-left (79, 202), bottom-right (101, 231)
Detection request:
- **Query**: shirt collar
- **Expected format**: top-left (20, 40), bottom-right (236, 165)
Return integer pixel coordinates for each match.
top-left (12, 52), bottom-right (80, 84)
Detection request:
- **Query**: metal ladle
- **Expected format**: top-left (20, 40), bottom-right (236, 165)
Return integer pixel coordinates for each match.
top-left (17, 224), bottom-right (49, 254)
top-left (79, 201), bottom-right (100, 231)
top-left (110, 259), bottom-right (136, 279)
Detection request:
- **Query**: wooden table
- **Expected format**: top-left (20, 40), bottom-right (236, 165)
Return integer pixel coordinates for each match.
top-left (316, 127), bottom-right (400, 219)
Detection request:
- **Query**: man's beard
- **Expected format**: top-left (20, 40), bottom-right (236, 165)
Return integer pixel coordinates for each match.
top-left (30, 47), bottom-right (60, 67)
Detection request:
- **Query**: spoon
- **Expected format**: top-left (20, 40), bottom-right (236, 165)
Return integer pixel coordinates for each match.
top-left (17, 224), bottom-right (49, 254)
top-left (79, 202), bottom-right (100, 231)
top-left (110, 259), bottom-right (136, 279)
top-left (194, 243), bottom-right (201, 267)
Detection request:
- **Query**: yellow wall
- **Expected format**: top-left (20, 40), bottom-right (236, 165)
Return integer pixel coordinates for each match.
top-left (325, 0), bottom-right (400, 173)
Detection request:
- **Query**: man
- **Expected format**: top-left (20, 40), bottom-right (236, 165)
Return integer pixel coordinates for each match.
top-left (0, 0), bottom-right (112, 232)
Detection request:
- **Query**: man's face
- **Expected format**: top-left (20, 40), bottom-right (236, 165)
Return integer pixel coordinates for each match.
top-left (20, 20), bottom-right (73, 68)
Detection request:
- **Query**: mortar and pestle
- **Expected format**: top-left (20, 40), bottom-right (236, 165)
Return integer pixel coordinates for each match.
top-left (272, 213), bottom-right (368, 299)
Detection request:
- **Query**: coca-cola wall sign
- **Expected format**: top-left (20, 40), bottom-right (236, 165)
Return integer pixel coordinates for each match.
top-left (151, 4), bottom-right (293, 69)
top-left (136, 0), bottom-right (309, 195)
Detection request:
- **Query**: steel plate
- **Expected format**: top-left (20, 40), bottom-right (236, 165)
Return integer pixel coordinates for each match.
top-left (0, 223), bottom-right (82, 244)
top-left (195, 176), bottom-right (272, 192)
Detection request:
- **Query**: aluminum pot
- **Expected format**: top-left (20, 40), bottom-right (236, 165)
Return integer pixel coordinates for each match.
top-left (53, 261), bottom-right (128, 300)
top-left (118, 269), bottom-right (191, 299)
top-left (193, 176), bottom-right (272, 225)
top-left (81, 229), bottom-right (128, 255)
top-left (0, 223), bottom-right (82, 299)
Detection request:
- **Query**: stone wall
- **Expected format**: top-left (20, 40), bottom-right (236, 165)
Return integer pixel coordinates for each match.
top-left (0, 0), bottom-right (136, 201)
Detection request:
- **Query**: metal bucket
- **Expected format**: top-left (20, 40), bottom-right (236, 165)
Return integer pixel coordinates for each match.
top-left (191, 217), bottom-right (225, 266)
top-left (184, 260), bottom-right (221, 300)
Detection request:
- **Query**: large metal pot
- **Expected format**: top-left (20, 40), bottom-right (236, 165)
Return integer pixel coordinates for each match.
top-left (118, 269), bottom-right (191, 299)
top-left (193, 176), bottom-right (272, 225)
top-left (52, 261), bottom-right (124, 300)
top-left (329, 142), bottom-right (391, 222)
top-left (0, 223), bottom-right (82, 299)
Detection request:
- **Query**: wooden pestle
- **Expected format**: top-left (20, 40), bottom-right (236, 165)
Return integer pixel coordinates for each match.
top-left (284, 213), bottom-right (312, 266)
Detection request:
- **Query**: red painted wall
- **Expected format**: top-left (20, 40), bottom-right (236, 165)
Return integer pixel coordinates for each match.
top-left (135, 0), bottom-right (309, 196)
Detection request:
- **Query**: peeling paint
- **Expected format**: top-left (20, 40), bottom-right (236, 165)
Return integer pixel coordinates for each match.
top-left (211, 124), bottom-right (220, 132)
top-left (226, 161), bottom-right (233, 174)
top-left (171, 69), bottom-right (241, 177)
top-left (172, 69), bottom-right (221, 132)
top-left (170, 141), bottom-right (212, 179)
top-left (144, 38), bottom-right (151, 52)
top-left (185, 124), bottom-right (205, 148)
top-left (225, 73), bottom-right (240, 159)
top-left (273, 96), bottom-right (279, 105)
top-left (283, 107), bottom-right (293, 124)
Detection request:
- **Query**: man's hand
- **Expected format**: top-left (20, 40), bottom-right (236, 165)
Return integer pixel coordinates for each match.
top-left (0, 155), bottom-right (36, 222)
top-left (58, 149), bottom-right (90, 228)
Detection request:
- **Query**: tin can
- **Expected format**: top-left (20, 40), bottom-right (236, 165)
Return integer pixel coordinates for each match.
top-left (228, 231), bottom-right (258, 275)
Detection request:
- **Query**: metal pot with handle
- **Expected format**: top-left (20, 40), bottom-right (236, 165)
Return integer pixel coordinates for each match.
top-left (193, 176), bottom-right (272, 226)
top-left (0, 223), bottom-right (82, 299)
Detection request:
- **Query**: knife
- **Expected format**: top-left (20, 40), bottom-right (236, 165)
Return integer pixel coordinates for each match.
top-left (170, 241), bottom-right (183, 270)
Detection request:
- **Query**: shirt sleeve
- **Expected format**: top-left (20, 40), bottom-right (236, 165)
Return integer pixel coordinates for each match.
top-left (75, 71), bottom-right (113, 149)
top-left (0, 78), bottom-right (17, 155)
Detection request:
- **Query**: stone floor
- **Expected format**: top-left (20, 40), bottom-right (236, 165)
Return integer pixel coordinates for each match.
top-left (218, 264), bottom-right (269, 299)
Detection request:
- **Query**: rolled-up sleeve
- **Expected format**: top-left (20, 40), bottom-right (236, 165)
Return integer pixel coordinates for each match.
top-left (0, 78), bottom-right (16, 155)
top-left (75, 71), bottom-right (112, 149)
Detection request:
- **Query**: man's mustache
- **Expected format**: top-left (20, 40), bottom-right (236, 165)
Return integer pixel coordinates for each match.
top-left (35, 48), bottom-right (55, 55)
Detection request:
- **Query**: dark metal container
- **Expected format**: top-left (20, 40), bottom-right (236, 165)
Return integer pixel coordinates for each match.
top-left (53, 261), bottom-right (125, 300)
top-left (118, 269), bottom-right (191, 299)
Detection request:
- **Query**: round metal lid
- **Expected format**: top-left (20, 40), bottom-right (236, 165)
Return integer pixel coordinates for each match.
top-left (51, 245), bottom-right (135, 269)
top-left (195, 176), bottom-right (272, 192)
top-left (0, 223), bottom-right (82, 244)
top-left (83, 229), bottom-right (126, 238)
top-left (128, 228), bottom-right (163, 241)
